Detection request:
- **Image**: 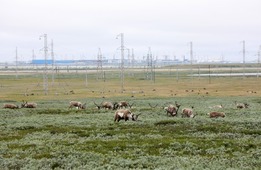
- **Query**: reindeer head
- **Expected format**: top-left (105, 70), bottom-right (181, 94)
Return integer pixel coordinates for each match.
top-left (93, 101), bottom-right (101, 110)
top-left (113, 102), bottom-right (119, 110)
top-left (81, 103), bottom-right (87, 109)
top-left (132, 113), bottom-right (141, 121)
top-left (21, 100), bottom-right (27, 108)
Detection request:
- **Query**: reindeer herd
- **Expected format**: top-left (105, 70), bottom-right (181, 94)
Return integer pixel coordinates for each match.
top-left (2, 99), bottom-right (250, 122)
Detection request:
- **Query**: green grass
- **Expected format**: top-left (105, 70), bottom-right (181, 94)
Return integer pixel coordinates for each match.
top-left (0, 96), bottom-right (260, 169)
top-left (0, 66), bottom-right (261, 169)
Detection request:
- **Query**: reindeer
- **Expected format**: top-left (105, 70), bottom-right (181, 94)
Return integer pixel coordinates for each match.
top-left (116, 101), bottom-right (134, 109)
top-left (207, 111), bottom-right (225, 118)
top-left (209, 104), bottom-right (223, 109)
top-left (3, 103), bottom-right (19, 109)
top-left (21, 101), bottom-right (37, 108)
top-left (164, 101), bottom-right (181, 117)
top-left (114, 109), bottom-right (140, 122)
top-left (181, 107), bottom-right (196, 118)
top-left (94, 101), bottom-right (117, 110)
top-left (235, 101), bottom-right (249, 109)
top-left (69, 101), bottom-right (86, 109)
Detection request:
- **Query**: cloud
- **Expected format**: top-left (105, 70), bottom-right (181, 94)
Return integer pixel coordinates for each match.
top-left (0, 0), bottom-right (260, 62)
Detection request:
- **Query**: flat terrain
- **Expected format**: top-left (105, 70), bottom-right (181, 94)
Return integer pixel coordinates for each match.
top-left (0, 64), bottom-right (260, 169)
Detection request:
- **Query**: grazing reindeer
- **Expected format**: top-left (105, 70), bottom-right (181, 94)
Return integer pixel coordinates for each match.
top-left (209, 104), bottom-right (223, 109)
top-left (21, 101), bottom-right (37, 108)
top-left (235, 101), bottom-right (249, 109)
top-left (114, 109), bottom-right (140, 122)
top-left (3, 103), bottom-right (19, 109)
top-left (69, 101), bottom-right (86, 110)
top-left (207, 111), bottom-right (225, 118)
top-left (116, 101), bottom-right (134, 109)
top-left (164, 101), bottom-right (181, 117)
top-left (182, 107), bottom-right (196, 118)
top-left (94, 101), bottom-right (117, 110)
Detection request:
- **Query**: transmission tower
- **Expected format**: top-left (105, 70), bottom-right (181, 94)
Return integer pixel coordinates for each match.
top-left (96, 48), bottom-right (103, 80)
top-left (116, 33), bottom-right (125, 92)
top-left (146, 47), bottom-right (153, 81)
top-left (40, 34), bottom-right (48, 95)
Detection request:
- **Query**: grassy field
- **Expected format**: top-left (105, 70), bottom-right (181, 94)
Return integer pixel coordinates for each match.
top-left (0, 66), bottom-right (261, 169)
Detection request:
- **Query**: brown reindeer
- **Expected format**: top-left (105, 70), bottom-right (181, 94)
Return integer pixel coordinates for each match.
top-left (207, 111), bottom-right (225, 118)
top-left (21, 101), bottom-right (37, 108)
top-left (164, 101), bottom-right (181, 117)
top-left (94, 101), bottom-right (117, 110)
top-left (3, 103), bottom-right (19, 109)
top-left (182, 107), bottom-right (196, 118)
top-left (114, 109), bottom-right (140, 122)
top-left (69, 101), bottom-right (86, 109)
top-left (116, 101), bottom-right (134, 109)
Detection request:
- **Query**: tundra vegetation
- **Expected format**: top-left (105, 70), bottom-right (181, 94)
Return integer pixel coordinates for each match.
top-left (0, 65), bottom-right (260, 169)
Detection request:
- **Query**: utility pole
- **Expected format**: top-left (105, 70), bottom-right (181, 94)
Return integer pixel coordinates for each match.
top-left (40, 34), bottom-right (48, 95)
top-left (51, 39), bottom-right (55, 86)
top-left (190, 41), bottom-right (193, 64)
top-left (116, 33), bottom-right (125, 92)
top-left (242, 40), bottom-right (246, 64)
top-left (189, 41), bottom-right (194, 80)
top-left (85, 60), bottom-right (88, 87)
top-left (97, 48), bottom-right (103, 80)
top-left (32, 49), bottom-right (36, 70)
top-left (131, 48), bottom-right (135, 68)
top-left (257, 45), bottom-right (261, 64)
top-left (127, 48), bottom-right (130, 68)
top-left (15, 47), bottom-right (18, 79)
top-left (242, 40), bottom-right (246, 77)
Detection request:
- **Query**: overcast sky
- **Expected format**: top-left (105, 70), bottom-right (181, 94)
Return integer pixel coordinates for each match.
top-left (1, 0), bottom-right (260, 62)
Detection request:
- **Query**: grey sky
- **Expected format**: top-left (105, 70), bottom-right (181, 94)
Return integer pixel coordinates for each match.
top-left (1, 0), bottom-right (260, 62)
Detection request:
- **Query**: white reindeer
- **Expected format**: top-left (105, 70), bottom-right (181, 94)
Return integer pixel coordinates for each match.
top-left (114, 109), bottom-right (140, 122)
top-left (69, 101), bottom-right (86, 110)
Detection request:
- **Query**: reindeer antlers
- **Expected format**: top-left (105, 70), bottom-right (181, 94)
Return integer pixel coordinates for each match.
top-left (148, 103), bottom-right (158, 108)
